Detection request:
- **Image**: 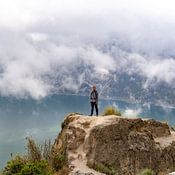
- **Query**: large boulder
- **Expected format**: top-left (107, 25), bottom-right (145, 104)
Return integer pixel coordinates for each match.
top-left (53, 113), bottom-right (175, 175)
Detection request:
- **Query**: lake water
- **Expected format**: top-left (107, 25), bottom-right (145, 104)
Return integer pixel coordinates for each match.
top-left (1, 94), bottom-right (175, 169)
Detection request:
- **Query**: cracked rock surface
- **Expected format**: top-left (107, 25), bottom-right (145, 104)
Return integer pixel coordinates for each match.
top-left (53, 113), bottom-right (175, 175)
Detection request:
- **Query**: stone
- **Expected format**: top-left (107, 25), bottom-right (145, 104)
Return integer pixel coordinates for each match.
top-left (53, 114), bottom-right (175, 175)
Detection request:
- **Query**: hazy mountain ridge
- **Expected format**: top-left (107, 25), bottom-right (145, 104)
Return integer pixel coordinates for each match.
top-left (47, 40), bottom-right (175, 107)
top-left (1, 35), bottom-right (175, 106)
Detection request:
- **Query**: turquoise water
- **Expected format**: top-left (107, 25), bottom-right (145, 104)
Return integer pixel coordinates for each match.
top-left (0, 94), bottom-right (175, 169)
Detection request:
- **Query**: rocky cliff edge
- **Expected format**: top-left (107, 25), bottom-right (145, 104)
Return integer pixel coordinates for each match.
top-left (53, 113), bottom-right (175, 175)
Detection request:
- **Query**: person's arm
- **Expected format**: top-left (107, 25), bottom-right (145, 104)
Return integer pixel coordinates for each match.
top-left (90, 91), bottom-right (92, 101)
top-left (96, 91), bottom-right (98, 102)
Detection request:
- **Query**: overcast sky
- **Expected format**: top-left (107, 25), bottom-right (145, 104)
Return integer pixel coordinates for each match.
top-left (1, 0), bottom-right (175, 99)
top-left (1, 0), bottom-right (175, 27)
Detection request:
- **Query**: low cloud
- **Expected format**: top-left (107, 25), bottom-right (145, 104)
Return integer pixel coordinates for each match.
top-left (0, 33), bottom-right (116, 99)
top-left (123, 108), bottom-right (142, 118)
top-left (1, 0), bottom-right (175, 99)
top-left (124, 54), bottom-right (175, 87)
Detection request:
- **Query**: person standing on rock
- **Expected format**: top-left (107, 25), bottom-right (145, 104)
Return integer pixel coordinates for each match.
top-left (90, 85), bottom-right (98, 116)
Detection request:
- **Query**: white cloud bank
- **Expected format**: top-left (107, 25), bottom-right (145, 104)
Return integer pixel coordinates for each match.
top-left (0, 34), bottom-right (115, 99)
top-left (123, 108), bottom-right (142, 118)
top-left (1, 0), bottom-right (175, 99)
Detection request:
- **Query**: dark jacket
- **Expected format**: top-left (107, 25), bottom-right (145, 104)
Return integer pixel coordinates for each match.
top-left (90, 90), bottom-right (98, 103)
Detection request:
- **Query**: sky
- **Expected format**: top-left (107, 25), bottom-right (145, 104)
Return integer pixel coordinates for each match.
top-left (1, 0), bottom-right (175, 99)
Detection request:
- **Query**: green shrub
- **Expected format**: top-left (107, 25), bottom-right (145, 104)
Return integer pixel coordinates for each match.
top-left (2, 157), bottom-right (53, 175)
top-left (26, 137), bottom-right (42, 162)
top-left (26, 137), bottom-right (53, 163)
top-left (138, 168), bottom-right (154, 175)
top-left (56, 166), bottom-right (69, 175)
top-left (52, 153), bottom-right (66, 171)
top-left (2, 137), bottom-right (68, 175)
top-left (2, 155), bottom-right (26, 175)
top-left (87, 161), bottom-right (117, 175)
top-left (103, 106), bottom-right (121, 116)
top-left (20, 160), bottom-right (52, 175)
top-left (43, 140), bottom-right (52, 162)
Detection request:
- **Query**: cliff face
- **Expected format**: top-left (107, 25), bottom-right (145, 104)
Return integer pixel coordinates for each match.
top-left (53, 113), bottom-right (175, 175)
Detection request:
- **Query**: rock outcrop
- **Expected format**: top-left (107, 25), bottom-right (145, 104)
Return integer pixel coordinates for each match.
top-left (53, 113), bottom-right (175, 175)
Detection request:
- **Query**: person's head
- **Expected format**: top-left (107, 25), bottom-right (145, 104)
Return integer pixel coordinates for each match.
top-left (92, 85), bottom-right (96, 91)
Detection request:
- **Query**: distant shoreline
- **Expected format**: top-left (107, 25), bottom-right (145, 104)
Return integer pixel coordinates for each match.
top-left (48, 93), bottom-right (175, 109)
top-left (0, 93), bottom-right (175, 109)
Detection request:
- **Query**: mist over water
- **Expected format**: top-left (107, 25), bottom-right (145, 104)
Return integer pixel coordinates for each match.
top-left (1, 94), bottom-right (175, 169)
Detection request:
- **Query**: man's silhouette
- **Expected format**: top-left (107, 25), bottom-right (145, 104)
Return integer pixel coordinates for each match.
top-left (90, 85), bottom-right (98, 116)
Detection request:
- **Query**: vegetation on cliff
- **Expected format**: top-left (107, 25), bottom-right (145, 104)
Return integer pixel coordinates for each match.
top-left (1, 137), bottom-right (68, 175)
top-left (103, 106), bottom-right (121, 116)
top-left (138, 169), bottom-right (153, 175)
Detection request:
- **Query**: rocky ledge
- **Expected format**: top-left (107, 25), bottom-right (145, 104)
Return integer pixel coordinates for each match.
top-left (53, 113), bottom-right (175, 175)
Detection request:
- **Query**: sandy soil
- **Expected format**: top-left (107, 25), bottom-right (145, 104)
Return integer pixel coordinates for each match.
top-left (155, 131), bottom-right (175, 147)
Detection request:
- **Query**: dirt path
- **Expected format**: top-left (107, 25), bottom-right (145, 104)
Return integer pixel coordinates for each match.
top-left (155, 131), bottom-right (175, 147)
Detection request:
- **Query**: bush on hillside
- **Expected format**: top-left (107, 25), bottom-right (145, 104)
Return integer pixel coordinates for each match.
top-left (2, 155), bottom-right (26, 175)
top-left (2, 157), bottom-right (52, 175)
top-left (52, 153), bottom-right (66, 171)
top-left (103, 106), bottom-right (121, 116)
top-left (2, 137), bottom-right (68, 175)
top-left (138, 168), bottom-right (154, 175)
top-left (26, 137), bottom-right (42, 162)
top-left (20, 160), bottom-right (52, 175)
top-left (87, 161), bottom-right (117, 175)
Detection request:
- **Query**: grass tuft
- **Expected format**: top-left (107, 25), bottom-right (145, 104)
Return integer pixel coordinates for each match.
top-left (87, 161), bottom-right (117, 175)
top-left (138, 168), bottom-right (154, 175)
top-left (103, 106), bottom-right (121, 116)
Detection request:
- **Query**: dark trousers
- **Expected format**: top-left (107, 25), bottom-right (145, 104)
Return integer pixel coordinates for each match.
top-left (90, 102), bottom-right (98, 116)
